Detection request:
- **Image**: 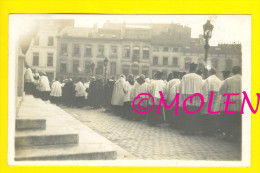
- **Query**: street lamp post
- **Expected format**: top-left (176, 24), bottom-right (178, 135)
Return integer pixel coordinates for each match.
top-left (91, 62), bottom-right (95, 75)
top-left (203, 20), bottom-right (214, 67)
top-left (103, 57), bottom-right (108, 84)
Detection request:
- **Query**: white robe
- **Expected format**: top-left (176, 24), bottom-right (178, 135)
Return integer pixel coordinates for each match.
top-left (202, 75), bottom-right (222, 113)
top-left (133, 83), bottom-right (149, 106)
top-left (50, 81), bottom-right (62, 97)
top-left (167, 80), bottom-right (181, 106)
top-left (111, 77), bottom-right (126, 106)
top-left (219, 74), bottom-right (242, 111)
top-left (24, 68), bottom-right (34, 82)
top-left (166, 79), bottom-right (181, 100)
top-left (180, 73), bottom-right (203, 106)
top-left (123, 81), bottom-right (135, 102)
top-left (37, 76), bottom-right (51, 92)
top-left (75, 81), bottom-right (86, 97)
top-left (149, 79), bottom-right (166, 105)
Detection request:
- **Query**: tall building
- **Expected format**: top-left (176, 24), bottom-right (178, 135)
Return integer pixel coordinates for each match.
top-left (25, 20), bottom-right (74, 81)
top-left (54, 21), bottom-right (242, 80)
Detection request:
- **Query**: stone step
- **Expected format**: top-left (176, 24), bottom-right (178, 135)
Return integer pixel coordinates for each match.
top-left (16, 119), bottom-right (46, 131)
top-left (15, 143), bottom-right (117, 160)
top-left (15, 133), bottom-right (79, 148)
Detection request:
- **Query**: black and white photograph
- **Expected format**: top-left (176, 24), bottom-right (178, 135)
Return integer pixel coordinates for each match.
top-left (8, 14), bottom-right (251, 166)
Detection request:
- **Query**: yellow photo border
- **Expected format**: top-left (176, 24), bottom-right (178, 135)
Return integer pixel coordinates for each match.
top-left (0, 0), bottom-right (259, 172)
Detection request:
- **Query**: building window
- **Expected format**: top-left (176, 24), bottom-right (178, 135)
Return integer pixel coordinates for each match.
top-left (122, 65), bottom-right (130, 76)
top-left (163, 57), bottom-right (168, 65)
top-left (110, 46), bottom-right (118, 59)
top-left (153, 56), bottom-right (158, 65)
top-left (33, 52), bottom-right (39, 66)
top-left (60, 60), bottom-right (67, 73)
top-left (60, 43), bottom-right (68, 56)
top-left (185, 57), bottom-right (192, 70)
top-left (172, 57), bottom-right (178, 67)
top-left (143, 47), bottom-right (150, 59)
top-left (163, 47), bottom-right (169, 52)
top-left (34, 37), bottom-right (39, 46)
top-left (85, 45), bottom-right (92, 57)
top-left (173, 48), bottom-right (179, 52)
top-left (123, 46), bottom-right (130, 58)
top-left (47, 53), bottom-right (53, 66)
top-left (225, 59), bottom-right (233, 70)
top-left (48, 37), bottom-right (54, 46)
top-left (98, 45), bottom-right (105, 55)
top-left (142, 66), bottom-right (149, 77)
top-left (110, 62), bottom-right (117, 75)
top-left (84, 61), bottom-right (92, 74)
top-left (73, 44), bottom-right (80, 57)
top-left (133, 46), bottom-right (140, 61)
top-left (73, 60), bottom-right (80, 73)
top-left (95, 61), bottom-right (104, 75)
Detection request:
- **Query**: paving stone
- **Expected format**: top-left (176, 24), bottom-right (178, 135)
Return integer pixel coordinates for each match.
top-left (60, 105), bottom-right (241, 160)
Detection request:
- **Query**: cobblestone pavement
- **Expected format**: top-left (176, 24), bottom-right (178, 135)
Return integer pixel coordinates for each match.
top-left (60, 105), bottom-right (241, 160)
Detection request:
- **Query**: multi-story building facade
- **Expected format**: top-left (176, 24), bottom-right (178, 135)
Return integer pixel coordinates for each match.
top-left (25, 20), bottom-right (74, 81)
top-left (55, 21), bottom-right (242, 80)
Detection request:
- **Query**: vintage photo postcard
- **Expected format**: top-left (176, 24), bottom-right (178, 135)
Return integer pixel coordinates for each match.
top-left (8, 14), bottom-right (251, 167)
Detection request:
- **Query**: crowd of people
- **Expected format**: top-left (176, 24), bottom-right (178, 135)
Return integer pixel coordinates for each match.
top-left (24, 63), bottom-right (242, 141)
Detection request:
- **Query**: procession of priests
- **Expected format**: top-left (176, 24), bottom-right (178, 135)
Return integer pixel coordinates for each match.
top-left (24, 63), bottom-right (242, 141)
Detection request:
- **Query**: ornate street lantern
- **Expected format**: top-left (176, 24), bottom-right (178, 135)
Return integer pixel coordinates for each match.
top-left (202, 20), bottom-right (214, 77)
top-left (203, 20), bottom-right (214, 40)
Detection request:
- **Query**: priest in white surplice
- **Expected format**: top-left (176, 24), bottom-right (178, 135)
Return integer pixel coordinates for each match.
top-left (201, 68), bottom-right (222, 135)
top-left (111, 74), bottom-right (126, 115)
top-left (75, 78), bottom-right (86, 108)
top-left (24, 66), bottom-right (35, 94)
top-left (180, 63), bottom-right (203, 134)
top-left (219, 66), bottom-right (242, 141)
top-left (148, 71), bottom-right (166, 125)
top-left (36, 72), bottom-right (51, 101)
top-left (50, 78), bottom-right (62, 105)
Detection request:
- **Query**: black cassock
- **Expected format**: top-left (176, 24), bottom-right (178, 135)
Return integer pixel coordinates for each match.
top-left (103, 80), bottom-right (115, 109)
top-left (62, 81), bottom-right (75, 107)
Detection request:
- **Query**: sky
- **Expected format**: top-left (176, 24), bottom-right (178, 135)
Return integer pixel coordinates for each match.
top-left (12, 14), bottom-right (251, 46)
top-left (10, 14), bottom-right (251, 67)
top-left (74, 14), bottom-right (251, 46)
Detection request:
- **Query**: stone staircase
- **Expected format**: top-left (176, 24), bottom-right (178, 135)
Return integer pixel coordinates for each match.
top-left (15, 95), bottom-right (118, 161)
